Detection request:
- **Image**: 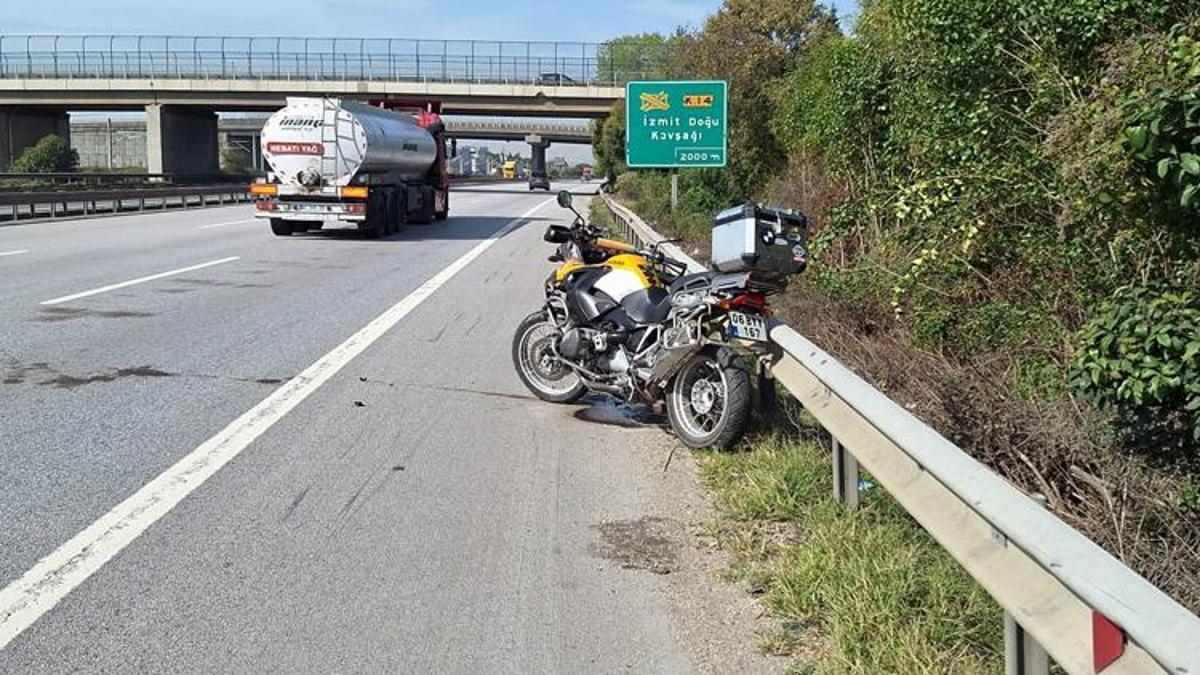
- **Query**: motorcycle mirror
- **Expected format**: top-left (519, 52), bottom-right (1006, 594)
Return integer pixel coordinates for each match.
top-left (556, 190), bottom-right (573, 208)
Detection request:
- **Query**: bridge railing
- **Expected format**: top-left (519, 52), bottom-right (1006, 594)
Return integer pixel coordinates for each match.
top-left (599, 193), bottom-right (1200, 675)
top-left (0, 35), bottom-right (675, 86)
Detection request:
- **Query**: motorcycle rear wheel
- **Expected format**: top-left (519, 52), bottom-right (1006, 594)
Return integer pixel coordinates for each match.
top-left (666, 348), bottom-right (751, 449)
top-left (512, 311), bottom-right (587, 403)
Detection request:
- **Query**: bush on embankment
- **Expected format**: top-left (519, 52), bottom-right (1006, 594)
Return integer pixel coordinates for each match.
top-left (594, 1), bottom-right (1200, 612)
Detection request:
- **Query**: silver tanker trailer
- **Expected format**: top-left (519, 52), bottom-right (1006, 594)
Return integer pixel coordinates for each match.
top-left (250, 97), bottom-right (450, 237)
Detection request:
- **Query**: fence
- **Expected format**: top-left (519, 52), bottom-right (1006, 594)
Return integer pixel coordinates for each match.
top-left (0, 35), bottom-right (675, 86)
top-left (600, 194), bottom-right (1200, 675)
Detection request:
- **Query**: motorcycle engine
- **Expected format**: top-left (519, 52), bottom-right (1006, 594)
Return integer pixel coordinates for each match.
top-left (557, 328), bottom-right (592, 360)
top-left (558, 327), bottom-right (631, 374)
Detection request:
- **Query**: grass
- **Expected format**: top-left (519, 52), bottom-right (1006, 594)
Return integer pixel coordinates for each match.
top-left (697, 433), bottom-right (1004, 674)
top-left (588, 196), bottom-right (615, 230)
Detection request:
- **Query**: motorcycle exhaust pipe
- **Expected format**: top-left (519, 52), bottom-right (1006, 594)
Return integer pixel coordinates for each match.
top-left (648, 343), bottom-right (703, 389)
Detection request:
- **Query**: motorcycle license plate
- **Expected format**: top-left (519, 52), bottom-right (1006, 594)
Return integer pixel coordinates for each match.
top-left (728, 311), bottom-right (767, 342)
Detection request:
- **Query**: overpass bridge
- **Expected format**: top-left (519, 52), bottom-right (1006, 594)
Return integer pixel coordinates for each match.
top-left (0, 34), bottom-right (656, 171)
top-left (68, 118), bottom-right (592, 173)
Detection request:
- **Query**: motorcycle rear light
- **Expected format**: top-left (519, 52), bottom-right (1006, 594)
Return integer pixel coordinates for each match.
top-left (730, 292), bottom-right (768, 312)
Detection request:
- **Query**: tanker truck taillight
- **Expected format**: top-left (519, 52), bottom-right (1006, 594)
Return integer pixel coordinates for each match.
top-left (338, 186), bottom-right (369, 200)
top-left (249, 183), bottom-right (278, 197)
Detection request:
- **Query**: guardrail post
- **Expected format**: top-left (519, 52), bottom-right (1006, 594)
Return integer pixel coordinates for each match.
top-left (1005, 492), bottom-right (1052, 675)
top-left (832, 437), bottom-right (860, 508)
top-left (1005, 615), bottom-right (1051, 675)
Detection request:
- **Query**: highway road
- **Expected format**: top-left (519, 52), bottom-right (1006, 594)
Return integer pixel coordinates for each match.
top-left (0, 183), bottom-right (755, 673)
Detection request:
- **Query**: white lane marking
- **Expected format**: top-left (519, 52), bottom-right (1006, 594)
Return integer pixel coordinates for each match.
top-left (198, 219), bottom-right (257, 230)
top-left (40, 257), bottom-right (241, 306)
top-left (0, 196), bottom-right (554, 651)
top-left (0, 249), bottom-right (29, 257)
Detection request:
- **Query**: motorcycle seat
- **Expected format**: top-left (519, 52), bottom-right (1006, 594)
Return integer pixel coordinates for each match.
top-left (669, 271), bottom-right (717, 293)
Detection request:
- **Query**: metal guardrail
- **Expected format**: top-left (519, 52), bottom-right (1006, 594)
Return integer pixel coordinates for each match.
top-left (0, 184), bottom-right (251, 223)
top-left (0, 35), bottom-right (673, 86)
top-left (0, 172), bottom-right (254, 188)
top-left (600, 194), bottom-right (1200, 675)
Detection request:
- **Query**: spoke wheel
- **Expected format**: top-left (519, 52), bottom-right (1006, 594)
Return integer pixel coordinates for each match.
top-left (511, 311), bottom-right (586, 403)
top-left (666, 349), bottom-right (751, 449)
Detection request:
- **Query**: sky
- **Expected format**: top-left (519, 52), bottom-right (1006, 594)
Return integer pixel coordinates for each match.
top-left (11, 0), bottom-right (858, 163)
top-left (0, 1), bottom-right (857, 42)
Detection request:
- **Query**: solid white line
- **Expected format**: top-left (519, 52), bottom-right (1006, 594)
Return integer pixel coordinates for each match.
top-left (0, 249), bottom-right (29, 257)
top-left (0, 196), bottom-right (554, 651)
top-left (40, 257), bottom-right (241, 306)
top-left (198, 219), bottom-right (257, 230)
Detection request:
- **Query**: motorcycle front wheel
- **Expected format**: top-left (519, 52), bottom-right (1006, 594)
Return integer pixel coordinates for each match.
top-left (512, 311), bottom-right (587, 403)
top-left (666, 348), bottom-right (751, 449)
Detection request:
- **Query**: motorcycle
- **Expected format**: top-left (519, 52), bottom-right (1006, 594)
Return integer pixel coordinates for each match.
top-left (511, 190), bottom-right (808, 449)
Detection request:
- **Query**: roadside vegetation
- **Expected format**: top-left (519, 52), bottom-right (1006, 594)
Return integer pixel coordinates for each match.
top-left (699, 434), bottom-right (1002, 673)
top-left (590, 0), bottom-right (1200, 661)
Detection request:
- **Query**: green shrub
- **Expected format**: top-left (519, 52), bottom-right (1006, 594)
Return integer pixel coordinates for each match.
top-left (1122, 24), bottom-right (1200, 213)
top-left (10, 134), bottom-right (78, 173)
top-left (1071, 284), bottom-right (1200, 454)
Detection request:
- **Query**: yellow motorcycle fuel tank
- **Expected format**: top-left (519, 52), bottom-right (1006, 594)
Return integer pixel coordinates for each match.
top-left (553, 254), bottom-right (655, 290)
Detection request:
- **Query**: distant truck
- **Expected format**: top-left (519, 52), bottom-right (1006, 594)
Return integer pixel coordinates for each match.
top-left (250, 97), bottom-right (450, 238)
top-left (501, 160), bottom-right (518, 180)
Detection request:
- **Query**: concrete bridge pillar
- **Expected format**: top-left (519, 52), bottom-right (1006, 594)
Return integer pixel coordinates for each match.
top-left (525, 133), bottom-right (550, 178)
top-left (145, 104), bottom-right (219, 175)
top-left (0, 107), bottom-right (70, 170)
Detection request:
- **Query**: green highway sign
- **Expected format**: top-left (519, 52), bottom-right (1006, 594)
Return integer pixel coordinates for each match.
top-left (625, 80), bottom-right (728, 168)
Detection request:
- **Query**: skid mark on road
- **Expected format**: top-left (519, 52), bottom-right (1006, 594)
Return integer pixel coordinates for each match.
top-left (32, 307), bottom-right (156, 322)
top-left (0, 358), bottom-right (291, 389)
top-left (42, 366), bottom-right (175, 390)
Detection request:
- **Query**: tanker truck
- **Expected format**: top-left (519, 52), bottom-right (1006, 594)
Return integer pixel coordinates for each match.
top-left (250, 97), bottom-right (449, 237)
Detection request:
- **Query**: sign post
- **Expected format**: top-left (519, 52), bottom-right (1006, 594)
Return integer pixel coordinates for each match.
top-left (625, 80), bottom-right (728, 174)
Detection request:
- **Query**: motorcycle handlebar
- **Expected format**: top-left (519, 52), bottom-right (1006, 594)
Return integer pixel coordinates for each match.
top-left (594, 238), bottom-right (637, 253)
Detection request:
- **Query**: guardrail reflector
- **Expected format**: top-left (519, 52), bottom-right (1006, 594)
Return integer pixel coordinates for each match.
top-left (1093, 612), bottom-right (1126, 671)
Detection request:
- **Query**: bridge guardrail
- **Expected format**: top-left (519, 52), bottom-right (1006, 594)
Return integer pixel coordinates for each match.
top-left (599, 193), bottom-right (1200, 675)
top-left (0, 35), bottom-right (674, 86)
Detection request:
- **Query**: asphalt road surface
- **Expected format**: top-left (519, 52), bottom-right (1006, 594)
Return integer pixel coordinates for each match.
top-left (0, 183), bottom-right (706, 672)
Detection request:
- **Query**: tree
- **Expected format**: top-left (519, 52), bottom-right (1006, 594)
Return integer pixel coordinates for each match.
top-left (684, 0), bottom-right (840, 194)
top-left (220, 147), bottom-right (251, 175)
top-left (10, 134), bottom-right (78, 173)
top-left (591, 101), bottom-right (626, 180)
top-left (596, 33), bottom-right (685, 86)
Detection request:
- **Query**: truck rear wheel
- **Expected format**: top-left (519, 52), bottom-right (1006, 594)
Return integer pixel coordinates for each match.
top-left (411, 186), bottom-right (436, 224)
top-left (361, 193), bottom-right (384, 239)
top-left (387, 189), bottom-right (406, 235)
top-left (269, 218), bottom-right (293, 236)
